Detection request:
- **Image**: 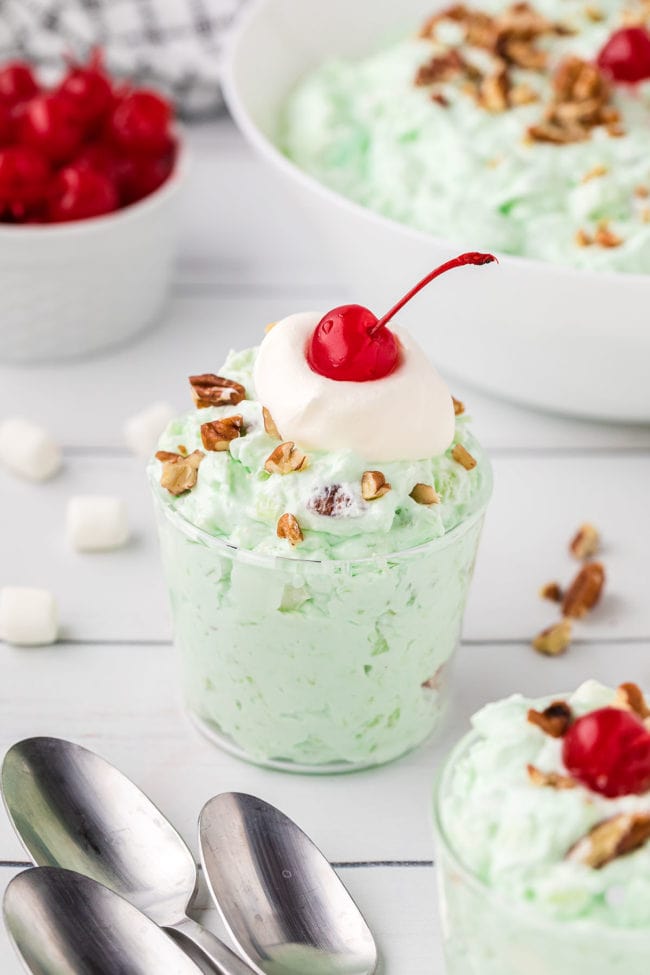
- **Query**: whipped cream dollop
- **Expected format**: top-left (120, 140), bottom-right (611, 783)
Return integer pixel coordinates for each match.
top-left (253, 312), bottom-right (455, 462)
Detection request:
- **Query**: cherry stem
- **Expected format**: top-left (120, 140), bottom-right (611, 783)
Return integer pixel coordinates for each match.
top-left (369, 252), bottom-right (497, 336)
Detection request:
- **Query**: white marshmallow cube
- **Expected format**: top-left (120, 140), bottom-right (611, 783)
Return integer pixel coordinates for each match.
top-left (67, 496), bottom-right (129, 552)
top-left (0, 418), bottom-right (62, 481)
top-left (124, 402), bottom-right (176, 459)
top-left (0, 587), bottom-right (58, 646)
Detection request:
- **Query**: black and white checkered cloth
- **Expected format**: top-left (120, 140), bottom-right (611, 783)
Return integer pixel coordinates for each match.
top-left (0, 0), bottom-right (247, 117)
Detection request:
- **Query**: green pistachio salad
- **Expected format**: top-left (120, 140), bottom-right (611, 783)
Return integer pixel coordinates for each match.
top-left (281, 0), bottom-right (650, 273)
top-left (150, 295), bottom-right (492, 769)
top-left (436, 679), bottom-right (650, 974)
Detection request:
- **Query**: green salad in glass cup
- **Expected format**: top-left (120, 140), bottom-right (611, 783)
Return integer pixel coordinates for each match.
top-left (150, 255), bottom-right (494, 772)
top-left (434, 679), bottom-right (650, 974)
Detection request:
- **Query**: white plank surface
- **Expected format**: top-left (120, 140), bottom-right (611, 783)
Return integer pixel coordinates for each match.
top-left (0, 118), bottom-right (649, 974)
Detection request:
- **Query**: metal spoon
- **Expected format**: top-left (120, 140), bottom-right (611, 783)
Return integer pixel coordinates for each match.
top-left (199, 793), bottom-right (379, 975)
top-left (4, 867), bottom-right (203, 975)
top-left (1, 737), bottom-right (256, 975)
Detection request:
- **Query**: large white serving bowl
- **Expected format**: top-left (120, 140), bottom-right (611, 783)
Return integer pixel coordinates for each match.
top-left (223, 0), bottom-right (650, 422)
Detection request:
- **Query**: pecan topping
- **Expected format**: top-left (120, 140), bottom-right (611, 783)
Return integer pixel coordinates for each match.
top-left (528, 700), bottom-right (573, 737)
top-left (189, 374), bottom-right (246, 409)
top-left (532, 618), bottom-right (572, 656)
top-left (262, 407), bottom-right (281, 439)
top-left (177, 444), bottom-right (188, 456)
top-left (567, 814), bottom-right (650, 869)
top-left (478, 66), bottom-right (510, 112)
top-left (277, 513), bottom-right (303, 547)
top-left (452, 395), bottom-right (465, 416)
top-left (432, 92), bottom-right (451, 107)
top-left (528, 57), bottom-right (619, 145)
top-left (307, 485), bottom-right (354, 517)
top-left (562, 562), bottom-right (605, 619)
top-left (410, 483), bottom-right (441, 506)
top-left (527, 764), bottom-right (577, 789)
top-left (584, 5), bottom-right (604, 22)
top-left (452, 443), bottom-right (477, 470)
top-left (264, 442), bottom-right (308, 475)
top-left (539, 581), bottom-right (563, 603)
top-left (200, 415), bottom-right (243, 452)
top-left (156, 449), bottom-right (204, 496)
top-left (594, 221), bottom-right (623, 248)
top-left (614, 682), bottom-right (650, 720)
top-left (415, 50), bottom-right (466, 86)
top-left (361, 471), bottom-right (391, 501)
top-left (581, 164), bottom-right (608, 183)
top-left (569, 523), bottom-right (600, 560)
top-left (575, 228), bottom-right (592, 247)
top-left (510, 82), bottom-right (538, 106)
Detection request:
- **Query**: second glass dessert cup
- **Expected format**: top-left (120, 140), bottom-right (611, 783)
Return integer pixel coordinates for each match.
top-left (433, 732), bottom-right (650, 975)
top-left (152, 468), bottom-right (491, 773)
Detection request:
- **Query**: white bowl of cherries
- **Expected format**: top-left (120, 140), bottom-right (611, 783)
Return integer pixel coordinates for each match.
top-left (0, 54), bottom-right (185, 363)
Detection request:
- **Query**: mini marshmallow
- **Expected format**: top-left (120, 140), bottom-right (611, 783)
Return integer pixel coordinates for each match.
top-left (67, 495), bottom-right (130, 552)
top-left (0, 587), bottom-right (58, 646)
top-left (0, 417), bottom-right (62, 481)
top-left (124, 401), bottom-right (176, 459)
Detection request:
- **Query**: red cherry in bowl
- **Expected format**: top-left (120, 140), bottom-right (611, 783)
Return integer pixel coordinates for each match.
top-left (21, 94), bottom-right (85, 164)
top-left (0, 62), bottom-right (39, 105)
top-left (108, 90), bottom-right (172, 155)
top-left (307, 252), bottom-right (497, 382)
top-left (48, 164), bottom-right (118, 222)
top-left (563, 707), bottom-right (650, 798)
top-left (0, 146), bottom-right (49, 206)
top-left (597, 27), bottom-right (650, 84)
top-left (58, 49), bottom-right (114, 127)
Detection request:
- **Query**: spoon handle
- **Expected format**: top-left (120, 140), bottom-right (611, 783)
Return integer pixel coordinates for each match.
top-left (167, 916), bottom-right (258, 975)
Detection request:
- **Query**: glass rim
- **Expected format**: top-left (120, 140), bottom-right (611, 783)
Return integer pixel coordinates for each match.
top-left (432, 724), bottom-right (650, 940)
top-left (148, 457), bottom-right (492, 570)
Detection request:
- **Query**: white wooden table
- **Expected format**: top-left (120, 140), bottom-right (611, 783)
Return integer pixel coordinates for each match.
top-left (1, 119), bottom-right (650, 974)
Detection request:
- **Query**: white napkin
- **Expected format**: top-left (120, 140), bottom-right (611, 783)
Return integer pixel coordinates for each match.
top-left (0, 0), bottom-right (247, 115)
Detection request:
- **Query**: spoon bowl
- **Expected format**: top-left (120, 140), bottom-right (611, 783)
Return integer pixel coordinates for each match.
top-left (2, 738), bottom-right (255, 975)
top-left (199, 794), bottom-right (379, 975)
top-left (4, 867), bottom-right (202, 975)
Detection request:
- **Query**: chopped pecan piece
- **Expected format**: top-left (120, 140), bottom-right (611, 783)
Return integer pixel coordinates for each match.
top-left (539, 581), bottom-right (563, 603)
top-left (415, 50), bottom-right (465, 86)
top-left (264, 441), bottom-right (308, 475)
top-left (479, 67), bottom-right (510, 112)
top-left (452, 443), bottom-right (477, 470)
top-left (569, 523), bottom-right (600, 560)
top-left (527, 764), bottom-right (577, 789)
top-left (528, 57), bottom-right (615, 145)
top-left (189, 373), bottom-right (246, 409)
top-left (308, 485), bottom-right (354, 517)
top-left (594, 221), bottom-right (623, 248)
top-left (532, 618), bottom-right (572, 656)
top-left (200, 415), bottom-right (243, 452)
top-left (452, 395), bottom-right (465, 416)
top-left (432, 92), bottom-right (450, 107)
top-left (562, 562), bottom-right (605, 619)
top-left (527, 700), bottom-right (573, 737)
top-left (361, 471), bottom-right (391, 501)
top-left (277, 513), bottom-right (303, 547)
top-left (581, 164), bottom-right (608, 183)
top-left (575, 228), bottom-right (593, 247)
top-left (614, 682), bottom-right (650, 720)
top-left (510, 82), bottom-right (538, 105)
top-left (584, 5), bottom-right (604, 21)
top-left (567, 814), bottom-right (650, 869)
top-left (262, 407), bottom-right (281, 439)
top-left (156, 449), bottom-right (204, 496)
top-left (177, 444), bottom-right (188, 456)
top-left (410, 483), bottom-right (440, 506)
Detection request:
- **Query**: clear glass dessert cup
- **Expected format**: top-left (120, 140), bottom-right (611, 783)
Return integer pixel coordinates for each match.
top-left (150, 468), bottom-right (491, 773)
top-left (432, 733), bottom-right (650, 975)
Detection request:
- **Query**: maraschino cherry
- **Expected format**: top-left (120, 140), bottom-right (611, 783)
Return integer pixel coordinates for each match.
top-left (597, 27), bottom-right (650, 84)
top-left (307, 252), bottom-right (496, 382)
top-left (563, 707), bottom-right (650, 798)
